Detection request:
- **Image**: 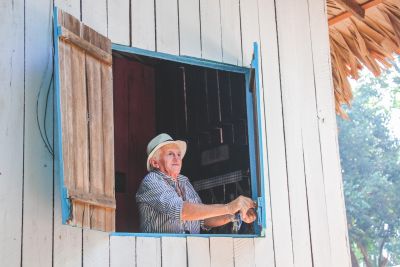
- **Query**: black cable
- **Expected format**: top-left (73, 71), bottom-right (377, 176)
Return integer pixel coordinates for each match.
top-left (36, 16), bottom-right (55, 157)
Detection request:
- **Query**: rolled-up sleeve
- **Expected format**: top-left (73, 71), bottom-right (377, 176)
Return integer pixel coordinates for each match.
top-left (136, 174), bottom-right (183, 221)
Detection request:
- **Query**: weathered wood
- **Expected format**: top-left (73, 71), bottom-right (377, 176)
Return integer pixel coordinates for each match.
top-left (309, 0), bottom-right (352, 266)
top-left (101, 62), bottom-right (116, 232)
top-left (220, 0), bottom-right (242, 65)
top-left (0, 1), bottom-right (24, 266)
top-left (131, 0), bottom-right (155, 50)
top-left (69, 191), bottom-right (116, 209)
top-left (210, 237), bottom-right (234, 267)
top-left (200, 0), bottom-right (222, 61)
top-left (57, 9), bottom-right (115, 232)
top-left (136, 237), bottom-right (161, 267)
top-left (86, 52), bottom-right (106, 231)
top-left (54, 37), bottom-right (83, 265)
top-left (156, 0), bottom-right (179, 55)
top-left (178, 0), bottom-right (201, 57)
top-left (334, 0), bottom-right (365, 20)
top-left (161, 237), bottom-right (187, 267)
top-left (234, 239), bottom-right (255, 267)
top-left (107, 0), bottom-right (130, 45)
top-left (110, 236), bottom-right (136, 267)
top-left (187, 237), bottom-right (211, 267)
top-left (22, 0), bottom-right (54, 265)
top-left (59, 27), bottom-right (112, 65)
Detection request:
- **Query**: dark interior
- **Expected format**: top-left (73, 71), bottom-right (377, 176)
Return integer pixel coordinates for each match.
top-left (113, 51), bottom-right (253, 234)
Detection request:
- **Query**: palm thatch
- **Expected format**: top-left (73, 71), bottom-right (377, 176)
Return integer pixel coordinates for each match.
top-left (328, 0), bottom-right (400, 117)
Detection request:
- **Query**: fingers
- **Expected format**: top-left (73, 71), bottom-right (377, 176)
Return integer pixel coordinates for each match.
top-left (242, 208), bottom-right (257, 223)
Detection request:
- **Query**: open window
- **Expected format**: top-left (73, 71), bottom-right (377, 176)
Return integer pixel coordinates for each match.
top-left (54, 7), bottom-right (266, 236)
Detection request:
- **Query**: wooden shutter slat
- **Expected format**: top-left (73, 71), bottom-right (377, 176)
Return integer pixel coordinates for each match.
top-left (69, 191), bottom-right (116, 209)
top-left (59, 26), bottom-right (112, 65)
top-left (56, 8), bottom-right (115, 232)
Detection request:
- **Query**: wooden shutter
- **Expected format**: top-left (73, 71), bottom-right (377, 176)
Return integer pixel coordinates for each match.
top-left (53, 8), bottom-right (115, 232)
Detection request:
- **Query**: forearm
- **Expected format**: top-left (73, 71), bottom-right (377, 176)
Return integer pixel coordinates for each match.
top-left (204, 214), bottom-right (232, 228)
top-left (181, 202), bottom-right (231, 221)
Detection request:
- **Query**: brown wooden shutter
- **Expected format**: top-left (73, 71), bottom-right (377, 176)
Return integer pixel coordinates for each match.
top-left (57, 9), bottom-right (115, 232)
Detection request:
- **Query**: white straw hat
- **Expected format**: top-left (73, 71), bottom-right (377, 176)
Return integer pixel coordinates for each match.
top-left (146, 133), bottom-right (187, 171)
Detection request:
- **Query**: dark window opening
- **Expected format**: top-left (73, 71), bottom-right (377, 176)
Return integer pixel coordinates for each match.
top-left (112, 51), bottom-right (253, 234)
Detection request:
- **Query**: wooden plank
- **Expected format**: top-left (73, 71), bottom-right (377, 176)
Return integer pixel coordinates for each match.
top-left (107, 0), bottom-right (130, 45)
top-left (220, 0), bottom-right (242, 65)
top-left (276, 0), bottom-right (333, 266)
top-left (83, 230), bottom-right (109, 267)
top-left (0, 0), bottom-right (24, 266)
top-left (178, 0), bottom-right (201, 57)
top-left (234, 239), bottom-right (255, 267)
top-left (81, 0), bottom-right (108, 36)
top-left (254, 238), bottom-right (270, 267)
top-left (54, 0), bottom-right (80, 18)
top-left (274, 0), bottom-right (316, 266)
top-left (69, 191), bottom-right (116, 208)
top-left (110, 236), bottom-right (136, 267)
top-left (256, 0), bottom-right (288, 265)
top-left (334, 0), bottom-right (365, 20)
top-left (240, 0), bottom-right (260, 66)
top-left (69, 43), bottom-right (90, 228)
top-left (187, 237), bottom-right (211, 267)
top-left (131, 0), bottom-right (155, 50)
top-left (22, 0), bottom-right (54, 266)
top-left (200, 0), bottom-right (222, 61)
top-left (54, 40), bottom-right (82, 263)
top-left (136, 237), bottom-right (161, 267)
top-left (161, 237), bottom-right (187, 267)
top-left (86, 53), bottom-right (106, 231)
top-left (308, 0), bottom-right (352, 266)
top-left (155, 0), bottom-right (179, 55)
top-left (59, 26), bottom-right (112, 65)
top-left (209, 237), bottom-right (234, 267)
top-left (101, 62), bottom-right (115, 232)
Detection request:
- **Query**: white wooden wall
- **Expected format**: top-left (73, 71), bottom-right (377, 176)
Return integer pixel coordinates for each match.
top-left (0, 0), bottom-right (351, 266)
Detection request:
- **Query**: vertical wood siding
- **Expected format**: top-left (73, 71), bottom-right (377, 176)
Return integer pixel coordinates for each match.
top-left (0, 1), bottom-right (24, 266)
top-left (23, 0), bottom-right (54, 266)
top-left (0, 0), bottom-right (351, 266)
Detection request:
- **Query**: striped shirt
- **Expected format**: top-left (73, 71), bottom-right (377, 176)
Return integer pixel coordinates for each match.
top-left (136, 170), bottom-right (205, 234)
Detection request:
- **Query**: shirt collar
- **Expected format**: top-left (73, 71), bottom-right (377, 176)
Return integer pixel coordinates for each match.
top-left (153, 169), bottom-right (186, 182)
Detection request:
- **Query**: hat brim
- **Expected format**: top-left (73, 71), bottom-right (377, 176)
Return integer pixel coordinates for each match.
top-left (146, 140), bottom-right (187, 171)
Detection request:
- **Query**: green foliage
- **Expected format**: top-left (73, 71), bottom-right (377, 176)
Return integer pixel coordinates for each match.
top-left (338, 66), bottom-right (400, 266)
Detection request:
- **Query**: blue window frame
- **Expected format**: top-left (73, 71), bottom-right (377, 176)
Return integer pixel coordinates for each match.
top-left (54, 6), bottom-right (266, 237)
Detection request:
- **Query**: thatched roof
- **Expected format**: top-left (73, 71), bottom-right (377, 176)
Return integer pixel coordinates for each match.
top-left (328, 0), bottom-right (400, 117)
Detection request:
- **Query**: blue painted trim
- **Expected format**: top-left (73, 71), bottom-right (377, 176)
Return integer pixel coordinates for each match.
top-left (111, 232), bottom-right (258, 238)
top-left (112, 44), bottom-right (249, 74)
top-left (53, 6), bottom-right (71, 224)
top-left (251, 42), bottom-right (267, 234)
top-left (245, 69), bottom-right (260, 235)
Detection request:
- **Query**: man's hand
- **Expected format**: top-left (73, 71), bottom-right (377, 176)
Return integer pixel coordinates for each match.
top-left (226, 195), bottom-right (256, 221)
top-left (242, 208), bottom-right (257, 223)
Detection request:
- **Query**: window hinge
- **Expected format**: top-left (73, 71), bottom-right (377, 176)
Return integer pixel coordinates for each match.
top-left (257, 197), bottom-right (263, 226)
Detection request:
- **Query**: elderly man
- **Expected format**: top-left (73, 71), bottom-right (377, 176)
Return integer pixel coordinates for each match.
top-left (136, 133), bottom-right (256, 234)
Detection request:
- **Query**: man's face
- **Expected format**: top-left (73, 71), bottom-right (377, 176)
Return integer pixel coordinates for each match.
top-left (154, 144), bottom-right (182, 179)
